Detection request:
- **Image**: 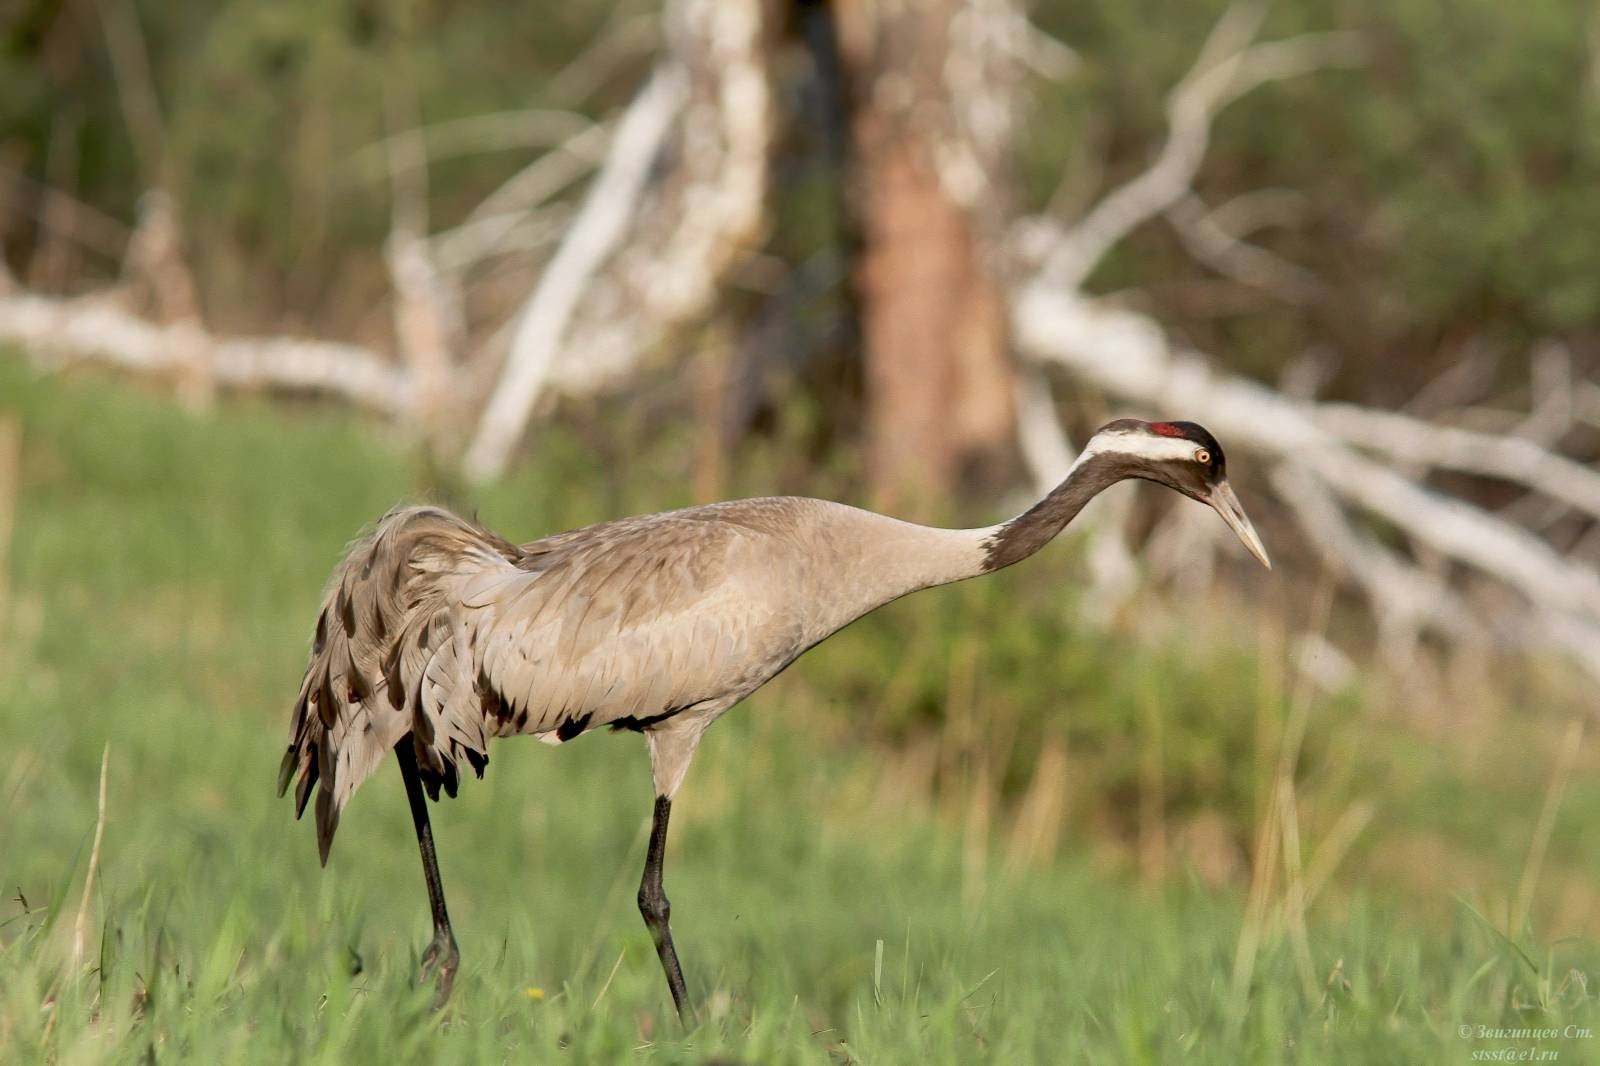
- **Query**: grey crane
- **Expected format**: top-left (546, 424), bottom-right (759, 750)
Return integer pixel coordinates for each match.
top-left (277, 418), bottom-right (1269, 1017)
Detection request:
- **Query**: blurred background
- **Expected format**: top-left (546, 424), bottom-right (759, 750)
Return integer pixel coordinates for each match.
top-left (2, 0), bottom-right (1599, 1060)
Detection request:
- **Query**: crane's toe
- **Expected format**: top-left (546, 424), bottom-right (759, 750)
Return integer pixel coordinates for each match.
top-left (418, 933), bottom-right (460, 1009)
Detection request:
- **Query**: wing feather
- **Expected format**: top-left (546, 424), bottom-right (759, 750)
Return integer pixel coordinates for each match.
top-left (281, 497), bottom-right (817, 862)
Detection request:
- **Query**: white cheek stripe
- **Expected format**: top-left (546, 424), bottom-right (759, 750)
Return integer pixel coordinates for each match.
top-left (1079, 430), bottom-right (1204, 464)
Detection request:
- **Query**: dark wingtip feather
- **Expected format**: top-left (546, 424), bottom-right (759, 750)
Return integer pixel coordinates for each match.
top-left (383, 643), bottom-right (406, 710)
top-left (318, 674), bottom-right (339, 727)
top-left (316, 789), bottom-right (338, 866)
top-left (294, 759), bottom-right (319, 819)
top-left (276, 747), bottom-right (297, 796)
top-left (338, 586), bottom-right (357, 637)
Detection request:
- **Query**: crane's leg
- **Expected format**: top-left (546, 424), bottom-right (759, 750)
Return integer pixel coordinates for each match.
top-left (396, 740), bottom-right (460, 1008)
top-left (638, 795), bottom-right (689, 1021)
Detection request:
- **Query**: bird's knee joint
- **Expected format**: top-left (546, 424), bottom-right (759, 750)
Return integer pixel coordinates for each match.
top-left (637, 887), bottom-right (670, 926)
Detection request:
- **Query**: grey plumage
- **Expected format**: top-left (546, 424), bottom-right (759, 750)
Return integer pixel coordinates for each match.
top-left (278, 497), bottom-right (988, 862)
top-left (277, 418), bottom-right (1269, 1015)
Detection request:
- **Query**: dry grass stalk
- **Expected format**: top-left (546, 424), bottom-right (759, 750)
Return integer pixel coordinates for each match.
top-left (1137, 687), bottom-right (1167, 883)
top-left (1275, 776), bottom-right (1319, 1001)
top-left (1227, 778), bottom-right (1282, 1032)
top-left (1228, 585), bottom-right (1332, 1027)
top-left (962, 758), bottom-right (993, 911)
top-left (1299, 799), bottom-right (1375, 911)
top-left (0, 416), bottom-right (18, 624)
top-left (71, 743), bottom-right (110, 971)
top-left (1005, 739), bottom-right (1069, 871)
top-left (590, 946), bottom-right (628, 1011)
top-left (1511, 717), bottom-right (1586, 939)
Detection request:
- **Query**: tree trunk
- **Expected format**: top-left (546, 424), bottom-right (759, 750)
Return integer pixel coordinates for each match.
top-left (833, 0), bottom-right (1016, 510)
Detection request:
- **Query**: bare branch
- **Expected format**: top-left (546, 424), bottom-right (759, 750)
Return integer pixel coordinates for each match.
top-left (93, 0), bottom-right (166, 184)
top-left (0, 164), bottom-right (130, 260)
top-left (1011, 284), bottom-right (1600, 676)
top-left (1143, 499), bottom-right (1223, 595)
top-left (1514, 340), bottom-right (1576, 444)
top-left (0, 291), bottom-right (410, 413)
top-left (344, 110), bottom-right (600, 184)
top-left (1011, 15), bottom-right (1080, 81)
top-left (119, 191), bottom-right (211, 408)
top-left (1203, 187), bottom-right (1310, 237)
top-left (1004, 1), bottom-right (1592, 685)
top-left (383, 83), bottom-right (461, 436)
top-left (1165, 193), bottom-right (1321, 302)
top-left (1402, 338), bottom-right (1498, 417)
top-left (1012, 369), bottom-right (1077, 493)
top-left (465, 0), bottom-right (776, 479)
top-left (428, 205), bottom-right (575, 275)
top-left (1037, 7), bottom-right (1362, 290)
top-left (462, 67), bottom-right (688, 480)
top-left (548, 10), bottom-right (662, 103)
top-left (1315, 402), bottom-right (1600, 523)
top-left (1268, 461), bottom-right (1476, 656)
top-left (461, 124), bottom-right (611, 228)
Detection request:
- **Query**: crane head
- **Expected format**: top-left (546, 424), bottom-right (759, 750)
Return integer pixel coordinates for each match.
top-left (1089, 419), bottom-right (1271, 569)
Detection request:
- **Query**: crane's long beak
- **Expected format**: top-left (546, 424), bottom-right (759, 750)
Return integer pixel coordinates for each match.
top-left (1207, 480), bottom-right (1271, 569)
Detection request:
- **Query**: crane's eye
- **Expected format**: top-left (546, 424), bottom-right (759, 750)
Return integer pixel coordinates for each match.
top-left (1194, 449), bottom-right (1211, 464)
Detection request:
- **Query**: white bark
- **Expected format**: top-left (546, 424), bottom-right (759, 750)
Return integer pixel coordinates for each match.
top-left (1313, 403), bottom-right (1600, 522)
top-left (0, 291), bottom-right (410, 413)
top-left (1004, 2), bottom-right (1600, 684)
top-left (1034, 9), bottom-right (1362, 290)
top-left (462, 67), bottom-right (687, 481)
top-left (1011, 283), bottom-right (1600, 678)
top-left (464, 0), bottom-right (773, 482)
top-left (548, 0), bottom-right (773, 397)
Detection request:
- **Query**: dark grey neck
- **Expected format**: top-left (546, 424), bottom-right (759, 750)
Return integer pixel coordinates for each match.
top-left (981, 453), bottom-right (1126, 572)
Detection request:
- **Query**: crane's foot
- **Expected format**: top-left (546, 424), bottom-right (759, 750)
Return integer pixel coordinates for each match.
top-left (418, 932), bottom-right (460, 1009)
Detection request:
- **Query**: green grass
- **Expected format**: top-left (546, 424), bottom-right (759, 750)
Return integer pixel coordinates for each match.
top-left (2, 360), bottom-right (1598, 1063)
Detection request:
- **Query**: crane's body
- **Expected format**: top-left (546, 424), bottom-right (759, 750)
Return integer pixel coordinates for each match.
top-left (277, 418), bottom-right (1270, 1017)
top-left (281, 496), bottom-right (989, 845)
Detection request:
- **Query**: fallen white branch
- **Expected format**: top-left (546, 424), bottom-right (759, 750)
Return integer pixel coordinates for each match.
top-left (1011, 283), bottom-right (1600, 677)
top-left (1314, 402), bottom-right (1600, 522)
top-left (1004, 0), bottom-right (1600, 686)
top-left (0, 291), bottom-right (411, 413)
top-left (1268, 461), bottom-right (1476, 653)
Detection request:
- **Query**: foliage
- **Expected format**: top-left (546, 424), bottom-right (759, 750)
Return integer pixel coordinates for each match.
top-left (1024, 0), bottom-right (1600, 394)
top-left (1, 0), bottom-right (633, 328)
top-left (6, 0), bottom-right (1597, 395)
top-left (2, 362), bottom-right (1598, 1062)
